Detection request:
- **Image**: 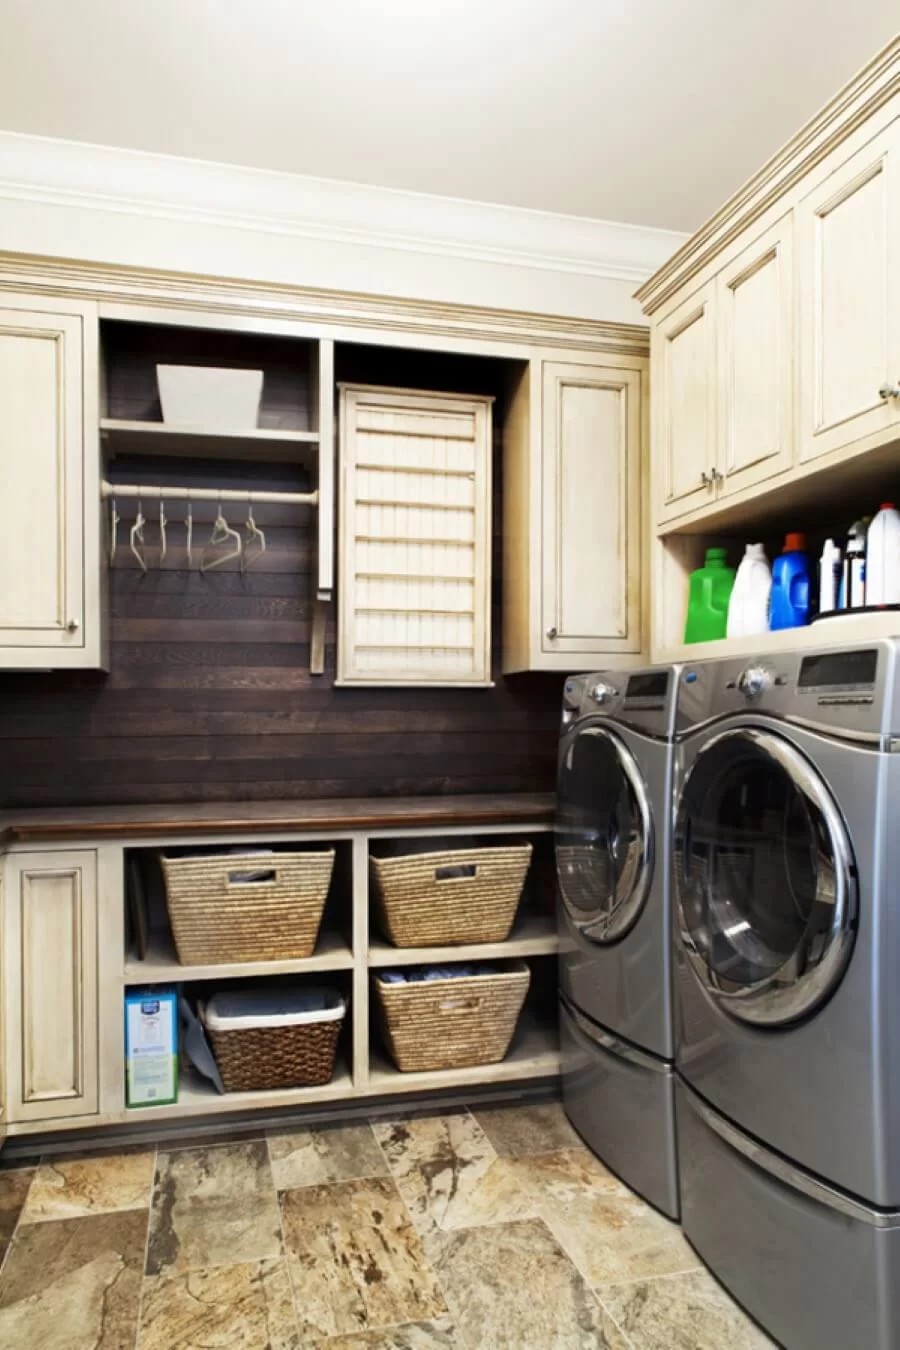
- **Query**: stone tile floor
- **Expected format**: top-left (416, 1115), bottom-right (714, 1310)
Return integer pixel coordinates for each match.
top-left (0, 1100), bottom-right (775, 1349)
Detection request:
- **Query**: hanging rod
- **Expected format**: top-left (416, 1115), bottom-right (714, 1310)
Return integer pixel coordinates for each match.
top-left (100, 481), bottom-right (318, 506)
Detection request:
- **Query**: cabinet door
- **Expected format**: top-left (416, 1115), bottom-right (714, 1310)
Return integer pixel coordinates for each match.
top-left (717, 216), bottom-right (794, 497)
top-left (797, 119), bottom-right (900, 463)
top-left (655, 282), bottom-right (717, 522)
top-left (4, 851), bottom-right (99, 1122)
top-left (0, 300), bottom-right (93, 654)
top-left (541, 362), bottom-right (642, 656)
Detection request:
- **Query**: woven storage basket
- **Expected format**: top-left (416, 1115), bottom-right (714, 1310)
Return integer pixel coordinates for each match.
top-left (202, 991), bottom-right (345, 1093)
top-left (161, 849), bottom-right (335, 965)
top-left (374, 961), bottom-right (530, 1072)
top-left (370, 844), bottom-right (532, 947)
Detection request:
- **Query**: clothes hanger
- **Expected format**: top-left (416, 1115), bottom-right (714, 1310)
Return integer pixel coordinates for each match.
top-left (201, 497), bottom-right (243, 573)
top-left (185, 491), bottom-right (194, 571)
top-left (242, 492), bottom-right (266, 573)
top-left (159, 492), bottom-right (168, 565)
top-left (130, 492), bottom-right (148, 574)
top-left (108, 494), bottom-right (120, 566)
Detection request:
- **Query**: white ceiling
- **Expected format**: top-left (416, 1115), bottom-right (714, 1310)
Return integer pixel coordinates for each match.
top-left (0, 0), bottom-right (896, 234)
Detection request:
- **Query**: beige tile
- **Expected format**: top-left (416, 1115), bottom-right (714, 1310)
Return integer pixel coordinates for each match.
top-left (473, 1100), bottom-right (582, 1156)
top-left (371, 1110), bottom-right (492, 1180)
top-left (599, 1268), bottom-right (777, 1349)
top-left (138, 1258), bottom-right (300, 1349)
top-left (146, 1141), bottom-right (281, 1277)
top-left (323, 1316), bottom-right (459, 1348)
top-left (20, 1150), bottom-right (156, 1223)
top-left (543, 1188), bottom-right (701, 1287)
top-left (0, 1209), bottom-right (147, 1350)
top-left (280, 1175), bottom-right (447, 1341)
top-left (433, 1217), bottom-right (629, 1350)
top-left (269, 1122), bottom-right (389, 1192)
top-left (0, 1168), bottom-right (33, 1267)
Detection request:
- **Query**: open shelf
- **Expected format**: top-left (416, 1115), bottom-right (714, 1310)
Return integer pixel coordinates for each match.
top-left (665, 610), bottom-right (900, 664)
top-left (100, 419), bottom-right (320, 462)
top-left (124, 929), bottom-right (354, 984)
top-left (366, 1012), bottom-right (559, 1095)
top-left (367, 913), bottom-right (558, 967)
top-left (121, 1060), bottom-right (355, 1121)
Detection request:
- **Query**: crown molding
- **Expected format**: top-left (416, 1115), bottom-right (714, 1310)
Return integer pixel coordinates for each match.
top-left (636, 34), bottom-right (900, 314)
top-left (0, 131), bottom-right (685, 288)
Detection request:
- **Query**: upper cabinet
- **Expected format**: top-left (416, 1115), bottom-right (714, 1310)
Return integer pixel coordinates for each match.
top-left (0, 294), bottom-right (103, 669)
top-left (797, 120), bottom-right (900, 464)
top-left (503, 354), bottom-right (646, 673)
top-left (655, 282), bottom-right (717, 522)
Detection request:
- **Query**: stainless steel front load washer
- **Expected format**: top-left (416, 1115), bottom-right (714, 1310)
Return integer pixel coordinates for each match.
top-left (673, 641), bottom-right (900, 1350)
top-left (556, 666), bottom-right (679, 1218)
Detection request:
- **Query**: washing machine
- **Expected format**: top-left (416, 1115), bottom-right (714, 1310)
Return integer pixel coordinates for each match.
top-left (673, 640), bottom-right (900, 1350)
top-left (556, 666), bottom-right (679, 1218)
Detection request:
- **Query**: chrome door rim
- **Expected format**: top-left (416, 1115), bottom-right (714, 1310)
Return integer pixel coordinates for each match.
top-left (675, 726), bottom-right (857, 1026)
top-left (556, 723), bottom-right (655, 944)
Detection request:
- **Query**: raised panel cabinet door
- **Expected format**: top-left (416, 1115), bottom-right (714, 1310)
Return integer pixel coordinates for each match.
top-left (717, 215), bottom-right (794, 497)
top-left (798, 119), bottom-right (900, 463)
top-left (4, 851), bottom-right (99, 1122)
top-left (655, 281), bottom-right (717, 523)
top-left (0, 302), bottom-right (90, 652)
top-left (541, 362), bottom-right (642, 656)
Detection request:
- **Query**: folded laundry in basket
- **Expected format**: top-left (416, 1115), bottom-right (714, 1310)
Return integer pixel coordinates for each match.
top-left (379, 964), bottom-right (499, 984)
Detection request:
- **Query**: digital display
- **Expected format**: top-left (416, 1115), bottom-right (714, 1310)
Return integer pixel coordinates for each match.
top-left (626, 671), bottom-right (669, 699)
top-left (798, 649), bottom-right (878, 689)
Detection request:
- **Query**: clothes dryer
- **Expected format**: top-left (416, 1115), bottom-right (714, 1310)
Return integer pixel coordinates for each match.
top-left (557, 666), bottom-right (679, 1217)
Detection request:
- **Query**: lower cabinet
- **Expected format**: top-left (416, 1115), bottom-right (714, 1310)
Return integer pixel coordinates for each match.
top-left (503, 355), bottom-right (646, 673)
top-left (3, 850), bottom-right (100, 1123)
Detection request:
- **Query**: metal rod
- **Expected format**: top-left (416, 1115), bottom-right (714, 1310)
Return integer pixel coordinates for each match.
top-left (100, 480), bottom-right (317, 507)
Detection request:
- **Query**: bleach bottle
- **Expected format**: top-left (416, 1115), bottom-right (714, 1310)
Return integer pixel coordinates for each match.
top-left (769, 533), bottom-right (811, 630)
top-left (727, 543), bottom-right (772, 637)
top-left (866, 504), bottom-right (900, 605)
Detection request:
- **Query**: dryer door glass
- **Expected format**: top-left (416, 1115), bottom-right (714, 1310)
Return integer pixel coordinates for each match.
top-left (556, 724), bottom-right (654, 943)
top-left (674, 727), bottom-right (856, 1025)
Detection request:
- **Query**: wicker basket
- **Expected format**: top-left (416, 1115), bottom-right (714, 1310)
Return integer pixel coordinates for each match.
top-left (370, 844), bottom-right (532, 947)
top-left (202, 989), bottom-right (346, 1092)
top-left (161, 849), bottom-right (335, 965)
top-left (374, 961), bottom-right (530, 1072)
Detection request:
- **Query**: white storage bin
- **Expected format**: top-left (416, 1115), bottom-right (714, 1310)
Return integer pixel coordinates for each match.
top-left (156, 364), bottom-right (263, 429)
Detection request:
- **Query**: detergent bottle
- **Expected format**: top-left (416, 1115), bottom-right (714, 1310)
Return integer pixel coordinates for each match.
top-left (684, 548), bottom-right (735, 643)
top-left (769, 533), bottom-right (811, 630)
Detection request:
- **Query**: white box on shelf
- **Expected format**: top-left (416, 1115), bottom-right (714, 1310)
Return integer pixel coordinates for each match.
top-left (156, 364), bottom-right (263, 429)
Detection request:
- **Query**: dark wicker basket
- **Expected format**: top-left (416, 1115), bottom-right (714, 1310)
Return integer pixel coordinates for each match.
top-left (204, 1010), bottom-right (344, 1093)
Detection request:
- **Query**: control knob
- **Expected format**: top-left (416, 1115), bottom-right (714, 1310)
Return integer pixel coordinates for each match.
top-left (590, 681), bottom-right (618, 706)
top-left (737, 666), bottom-right (771, 698)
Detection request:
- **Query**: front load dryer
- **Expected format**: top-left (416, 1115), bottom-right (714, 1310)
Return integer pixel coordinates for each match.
top-left (556, 666), bottom-right (679, 1218)
top-left (673, 641), bottom-right (900, 1350)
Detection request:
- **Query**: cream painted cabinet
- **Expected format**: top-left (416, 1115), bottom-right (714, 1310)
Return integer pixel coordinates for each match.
top-left (655, 282), bottom-right (717, 523)
top-left (797, 119), bottom-right (900, 464)
top-left (3, 850), bottom-right (99, 1123)
top-left (0, 294), bottom-right (103, 668)
top-left (503, 356), bottom-right (646, 672)
top-left (716, 215), bottom-right (794, 499)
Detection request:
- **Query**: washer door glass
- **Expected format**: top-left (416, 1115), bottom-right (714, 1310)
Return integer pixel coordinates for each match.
top-left (674, 727), bottom-right (857, 1026)
top-left (555, 724), bottom-right (654, 944)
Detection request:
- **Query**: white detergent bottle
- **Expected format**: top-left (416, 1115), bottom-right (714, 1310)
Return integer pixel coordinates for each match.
top-left (726, 543), bottom-right (772, 637)
top-left (866, 503), bottom-right (900, 605)
top-left (818, 538), bottom-right (842, 615)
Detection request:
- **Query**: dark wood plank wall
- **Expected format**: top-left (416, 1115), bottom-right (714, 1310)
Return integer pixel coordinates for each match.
top-left (0, 344), bottom-right (564, 809)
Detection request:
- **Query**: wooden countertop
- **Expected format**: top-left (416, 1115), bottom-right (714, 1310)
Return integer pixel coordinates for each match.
top-left (0, 792), bottom-right (556, 845)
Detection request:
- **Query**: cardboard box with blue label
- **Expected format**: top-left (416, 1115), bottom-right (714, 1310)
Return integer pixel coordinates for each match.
top-left (125, 989), bottom-right (178, 1108)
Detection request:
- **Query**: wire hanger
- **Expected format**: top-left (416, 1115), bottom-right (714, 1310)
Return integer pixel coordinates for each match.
top-left (159, 493), bottom-right (168, 564)
top-left (242, 492), bottom-right (266, 572)
top-left (185, 491), bottom-right (194, 571)
top-left (108, 494), bottom-right (120, 566)
top-left (130, 492), bottom-right (148, 574)
top-left (201, 497), bottom-right (243, 573)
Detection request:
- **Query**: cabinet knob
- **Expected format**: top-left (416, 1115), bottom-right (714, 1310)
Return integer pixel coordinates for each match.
top-left (700, 471), bottom-right (713, 488)
top-left (879, 382), bottom-right (900, 400)
top-left (546, 626), bottom-right (558, 640)
top-left (66, 618), bottom-right (80, 633)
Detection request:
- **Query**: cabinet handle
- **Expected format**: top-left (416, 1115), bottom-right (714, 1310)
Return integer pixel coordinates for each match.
top-left (700, 471), bottom-right (710, 486)
top-left (879, 382), bottom-right (900, 400)
top-left (546, 626), bottom-right (558, 640)
top-left (66, 618), bottom-right (80, 633)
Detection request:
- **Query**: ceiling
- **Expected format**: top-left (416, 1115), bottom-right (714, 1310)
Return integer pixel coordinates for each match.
top-left (0, 0), bottom-right (895, 234)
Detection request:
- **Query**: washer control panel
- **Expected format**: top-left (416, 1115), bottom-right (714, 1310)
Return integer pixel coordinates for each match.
top-left (589, 681), bottom-right (619, 706)
top-left (737, 666), bottom-right (772, 698)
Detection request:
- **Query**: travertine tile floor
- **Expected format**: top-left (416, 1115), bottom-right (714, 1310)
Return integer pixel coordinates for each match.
top-left (0, 1100), bottom-right (775, 1349)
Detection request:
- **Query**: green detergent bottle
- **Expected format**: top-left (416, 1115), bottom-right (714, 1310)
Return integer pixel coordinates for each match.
top-left (684, 547), bottom-right (736, 643)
